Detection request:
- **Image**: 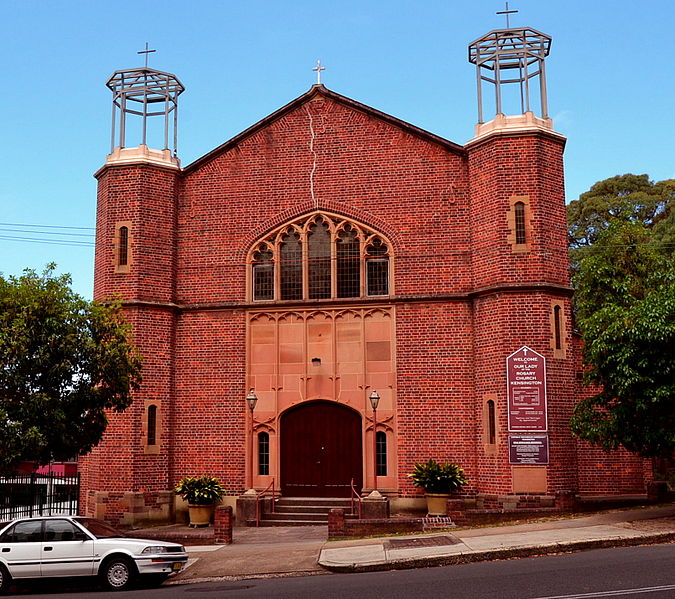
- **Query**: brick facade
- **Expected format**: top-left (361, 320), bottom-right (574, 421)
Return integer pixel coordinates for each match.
top-left (79, 85), bottom-right (650, 521)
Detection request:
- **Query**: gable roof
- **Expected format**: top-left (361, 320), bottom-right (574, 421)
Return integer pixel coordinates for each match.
top-left (183, 84), bottom-right (465, 173)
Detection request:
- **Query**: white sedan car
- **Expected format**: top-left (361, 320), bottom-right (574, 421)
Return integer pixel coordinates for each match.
top-left (0, 516), bottom-right (188, 593)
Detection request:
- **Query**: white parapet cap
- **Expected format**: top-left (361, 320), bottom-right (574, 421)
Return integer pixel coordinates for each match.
top-left (105, 145), bottom-right (181, 169)
top-left (470, 112), bottom-right (566, 143)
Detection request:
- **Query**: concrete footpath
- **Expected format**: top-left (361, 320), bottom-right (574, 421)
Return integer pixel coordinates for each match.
top-left (164, 504), bottom-right (675, 583)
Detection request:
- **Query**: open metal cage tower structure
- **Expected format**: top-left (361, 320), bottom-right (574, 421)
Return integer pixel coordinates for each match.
top-left (468, 27), bottom-right (552, 124)
top-left (106, 68), bottom-right (185, 156)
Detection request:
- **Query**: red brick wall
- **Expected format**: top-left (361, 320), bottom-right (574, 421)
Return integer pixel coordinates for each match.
top-left (176, 95), bottom-right (469, 304)
top-left (83, 88), bottom-right (646, 513)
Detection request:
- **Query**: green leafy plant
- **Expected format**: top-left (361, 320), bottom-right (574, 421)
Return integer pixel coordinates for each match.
top-left (409, 459), bottom-right (467, 494)
top-left (174, 476), bottom-right (226, 505)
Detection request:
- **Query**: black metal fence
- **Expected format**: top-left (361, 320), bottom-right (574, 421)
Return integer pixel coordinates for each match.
top-left (0, 473), bottom-right (80, 520)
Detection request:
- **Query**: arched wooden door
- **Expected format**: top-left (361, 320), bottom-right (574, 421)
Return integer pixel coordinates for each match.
top-left (280, 401), bottom-right (362, 497)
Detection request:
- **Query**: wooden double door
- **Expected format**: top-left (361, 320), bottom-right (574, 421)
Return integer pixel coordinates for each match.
top-left (280, 401), bottom-right (363, 497)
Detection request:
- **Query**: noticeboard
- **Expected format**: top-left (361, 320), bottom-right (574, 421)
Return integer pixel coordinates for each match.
top-left (509, 434), bottom-right (549, 465)
top-left (506, 346), bottom-right (548, 432)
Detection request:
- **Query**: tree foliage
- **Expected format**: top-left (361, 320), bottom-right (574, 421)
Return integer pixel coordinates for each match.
top-left (0, 266), bottom-right (142, 474)
top-left (567, 174), bottom-right (673, 272)
top-left (570, 221), bottom-right (675, 458)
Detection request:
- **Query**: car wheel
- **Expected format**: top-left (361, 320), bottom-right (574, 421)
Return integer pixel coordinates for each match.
top-left (101, 556), bottom-right (136, 591)
top-left (0, 564), bottom-right (10, 595)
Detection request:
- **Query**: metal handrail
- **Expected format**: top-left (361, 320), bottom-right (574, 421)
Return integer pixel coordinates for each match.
top-left (350, 478), bottom-right (362, 519)
top-left (255, 479), bottom-right (275, 527)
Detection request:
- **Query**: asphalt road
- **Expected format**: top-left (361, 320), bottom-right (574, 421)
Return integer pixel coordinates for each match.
top-left (11, 543), bottom-right (675, 599)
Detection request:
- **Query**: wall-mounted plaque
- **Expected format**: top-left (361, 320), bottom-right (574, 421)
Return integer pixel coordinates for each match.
top-left (506, 346), bottom-right (547, 432)
top-left (509, 434), bottom-right (549, 465)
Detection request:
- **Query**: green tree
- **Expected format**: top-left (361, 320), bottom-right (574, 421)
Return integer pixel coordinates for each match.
top-left (567, 174), bottom-right (673, 272)
top-left (0, 266), bottom-right (142, 474)
top-left (570, 222), bottom-right (675, 458)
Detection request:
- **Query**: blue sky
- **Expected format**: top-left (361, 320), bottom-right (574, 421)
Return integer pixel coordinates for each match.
top-left (1, 0), bottom-right (673, 298)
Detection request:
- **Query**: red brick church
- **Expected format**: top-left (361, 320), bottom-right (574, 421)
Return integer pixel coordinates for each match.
top-left (80, 23), bottom-right (649, 525)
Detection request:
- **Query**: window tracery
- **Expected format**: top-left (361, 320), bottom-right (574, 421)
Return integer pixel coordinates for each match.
top-left (250, 212), bottom-right (392, 302)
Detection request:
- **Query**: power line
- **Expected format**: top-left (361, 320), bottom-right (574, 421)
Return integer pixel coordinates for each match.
top-left (0, 235), bottom-right (94, 247)
top-left (0, 228), bottom-right (95, 238)
top-left (0, 222), bottom-right (95, 231)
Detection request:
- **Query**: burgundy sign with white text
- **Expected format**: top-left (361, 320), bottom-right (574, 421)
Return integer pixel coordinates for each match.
top-left (506, 346), bottom-right (547, 432)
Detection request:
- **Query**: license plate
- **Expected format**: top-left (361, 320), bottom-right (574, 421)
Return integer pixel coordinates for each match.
top-left (172, 562), bottom-right (183, 572)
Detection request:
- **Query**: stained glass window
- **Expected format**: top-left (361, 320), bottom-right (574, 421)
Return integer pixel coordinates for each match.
top-left (253, 244), bottom-right (274, 301)
top-left (280, 230), bottom-right (302, 300)
top-left (366, 238), bottom-right (389, 296)
top-left (337, 225), bottom-right (360, 298)
top-left (250, 212), bottom-right (391, 302)
top-left (308, 218), bottom-right (331, 299)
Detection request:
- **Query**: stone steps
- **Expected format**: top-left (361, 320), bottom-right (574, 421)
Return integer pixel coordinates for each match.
top-left (256, 497), bottom-right (354, 526)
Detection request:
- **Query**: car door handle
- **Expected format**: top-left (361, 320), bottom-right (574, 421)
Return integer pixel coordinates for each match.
top-left (44, 547), bottom-right (53, 551)
top-left (1, 548), bottom-right (9, 553)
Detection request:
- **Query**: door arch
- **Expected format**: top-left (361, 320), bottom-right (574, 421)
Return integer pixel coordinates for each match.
top-left (280, 401), bottom-right (362, 497)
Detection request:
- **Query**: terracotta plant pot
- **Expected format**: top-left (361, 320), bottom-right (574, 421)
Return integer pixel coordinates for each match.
top-left (425, 493), bottom-right (449, 517)
top-left (188, 504), bottom-right (214, 527)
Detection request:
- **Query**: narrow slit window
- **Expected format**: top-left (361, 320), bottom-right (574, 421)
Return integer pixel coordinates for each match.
top-left (147, 405), bottom-right (157, 446)
top-left (376, 431), bottom-right (387, 476)
top-left (118, 226), bottom-right (129, 266)
top-left (514, 202), bottom-right (526, 245)
top-left (258, 432), bottom-right (270, 476)
top-left (486, 400), bottom-right (496, 445)
top-left (553, 305), bottom-right (562, 350)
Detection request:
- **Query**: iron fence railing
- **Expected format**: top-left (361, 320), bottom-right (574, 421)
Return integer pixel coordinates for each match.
top-left (0, 473), bottom-right (80, 520)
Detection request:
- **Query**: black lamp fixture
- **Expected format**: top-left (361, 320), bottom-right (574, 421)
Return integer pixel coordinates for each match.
top-left (369, 389), bottom-right (381, 492)
top-left (246, 388), bottom-right (258, 412)
top-left (369, 389), bottom-right (380, 411)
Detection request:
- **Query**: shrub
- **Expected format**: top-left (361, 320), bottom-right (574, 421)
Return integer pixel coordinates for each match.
top-left (174, 476), bottom-right (226, 505)
top-left (410, 459), bottom-right (467, 494)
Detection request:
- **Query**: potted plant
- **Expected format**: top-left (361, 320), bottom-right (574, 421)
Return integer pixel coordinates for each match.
top-left (410, 459), bottom-right (467, 516)
top-left (174, 476), bottom-right (226, 527)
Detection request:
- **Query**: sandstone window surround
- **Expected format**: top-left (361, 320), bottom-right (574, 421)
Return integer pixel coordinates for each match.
top-left (506, 196), bottom-right (532, 253)
top-left (114, 221), bottom-right (132, 273)
top-left (249, 212), bottom-right (392, 302)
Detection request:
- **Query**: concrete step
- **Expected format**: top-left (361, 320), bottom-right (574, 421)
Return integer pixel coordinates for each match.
top-left (275, 504), bottom-right (351, 515)
top-left (263, 511), bottom-right (329, 522)
top-left (252, 519), bottom-right (327, 527)
top-left (250, 497), bottom-right (356, 527)
top-left (275, 498), bottom-right (352, 508)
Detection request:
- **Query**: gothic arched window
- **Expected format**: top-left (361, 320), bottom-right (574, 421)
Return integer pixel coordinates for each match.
top-left (249, 212), bottom-right (392, 302)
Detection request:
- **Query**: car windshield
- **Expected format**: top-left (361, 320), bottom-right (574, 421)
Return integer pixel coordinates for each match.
top-left (74, 517), bottom-right (126, 539)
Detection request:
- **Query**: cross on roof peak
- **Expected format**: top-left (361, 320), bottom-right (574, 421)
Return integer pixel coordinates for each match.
top-left (496, 2), bottom-right (518, 28)
top-left (313, 60), bottom-right (326, 85)
top-left (137, 42), bottom-right (156, 68)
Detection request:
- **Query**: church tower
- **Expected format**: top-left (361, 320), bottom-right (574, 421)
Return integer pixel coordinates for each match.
top-left (465, 21), bottom-right (577, 498)
top-left (81, 55), bottom-right (184, 523)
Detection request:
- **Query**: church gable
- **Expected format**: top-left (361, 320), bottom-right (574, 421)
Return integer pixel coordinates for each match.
top-left (183, 85), bottom-right (465, 175)
top-left (177, 86), bottom-right (470, 304)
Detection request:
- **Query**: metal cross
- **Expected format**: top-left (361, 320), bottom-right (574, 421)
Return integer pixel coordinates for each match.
top-left (497, 2), bottom-right (518, 28)
top-left (313, 60), bottom-right (326, 85)
top-left (138, 42), bottom-right (156, 68)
